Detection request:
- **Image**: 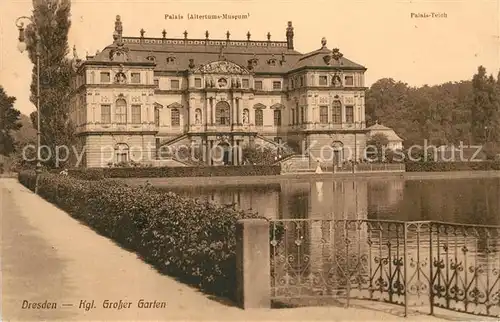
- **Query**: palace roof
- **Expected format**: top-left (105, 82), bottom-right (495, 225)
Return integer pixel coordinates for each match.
top-left (82, 16), bottom-right (366, 74)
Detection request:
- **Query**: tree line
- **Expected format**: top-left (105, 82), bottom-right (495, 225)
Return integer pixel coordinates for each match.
top-left (365, 67), bottom-right (500, 158)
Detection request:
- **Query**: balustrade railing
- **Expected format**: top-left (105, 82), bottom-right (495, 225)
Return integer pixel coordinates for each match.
top-left (269, 219), bottom-right (500, 318)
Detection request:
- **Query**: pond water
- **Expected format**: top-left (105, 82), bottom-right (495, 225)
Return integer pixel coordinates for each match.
top-left (165, 177), bottom-right (500, 225)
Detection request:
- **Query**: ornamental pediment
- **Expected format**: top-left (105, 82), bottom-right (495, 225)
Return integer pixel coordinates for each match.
top-left (193, 60), bottom-right (250, 75)
top-left (253, 103), bottom-right (266, 109)
top-left (167, 102), bottom-right (183, 109)
top-left (270, 103), bottom-right (285, 109)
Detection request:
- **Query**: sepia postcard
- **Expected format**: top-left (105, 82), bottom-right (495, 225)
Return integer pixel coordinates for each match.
top-left (1, 0), bottom-right (500, 321)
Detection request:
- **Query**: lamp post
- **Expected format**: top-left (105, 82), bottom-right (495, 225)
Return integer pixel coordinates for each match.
top-left (485, 125), bottom-right (492, 143)
top-left (16, 16), bottom-right (42, 193)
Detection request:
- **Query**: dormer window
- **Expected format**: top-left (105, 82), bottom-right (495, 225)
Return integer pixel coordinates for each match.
top-left (248, 58), bottom-right (258, 66)
top-left (268, 58), bottom-right (277, 66)
top-left (146, 56), bottom-right (156, 62)
top-left (166, 56), bottom-right (176, 64)
top-left (344, 76), bottom-right (354, 86)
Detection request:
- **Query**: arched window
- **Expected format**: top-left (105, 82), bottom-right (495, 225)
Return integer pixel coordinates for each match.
top-left (171, 108), bottom-right (180, 127)
top-left (332, 100), bottom-right (342, 124)
top-left (115, 143), bottom-right (129, 164)
top-left (115, 98), bottom-right (127, 124)
top-left (215, 101), bottom-right (230, 125)
top-left (255, 109), bottom-right (263, 126)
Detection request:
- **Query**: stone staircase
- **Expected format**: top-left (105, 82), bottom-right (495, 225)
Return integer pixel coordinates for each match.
top-left (276, 154), bottom-right (313, 173)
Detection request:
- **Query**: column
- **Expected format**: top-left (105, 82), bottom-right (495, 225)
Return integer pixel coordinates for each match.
top-left (208, 140), bottom-right (213, 165)
top-left (361, 95), bottom-right (365, 127)
top-left (207, 97), bottom-right (212, 125)
top-left (211, 99), bottom-right (216, 125)
top-left (231, 138), bottom-right (236, 165)
top-left (235, 140), bottom-right (240, 165)
top-left (231, 97), bottom-right (236, 125)
top-left (308, 104), bottom-right (314, 124)
top-left (201, 138), bottom-right (207, 163)
top-left (342, 103), bottom-right (346, 124)
top-left (236, 98), bottom-right (240, 125)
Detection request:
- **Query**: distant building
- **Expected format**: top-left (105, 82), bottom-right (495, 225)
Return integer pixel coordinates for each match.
top-left (366, 122), bottom-right (403, 150)
top-left (70, 15), bottom-right (370, 168)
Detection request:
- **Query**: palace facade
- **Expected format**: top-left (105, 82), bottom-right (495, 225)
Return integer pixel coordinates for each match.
top-left (70, 16), bottom-right (371, 168)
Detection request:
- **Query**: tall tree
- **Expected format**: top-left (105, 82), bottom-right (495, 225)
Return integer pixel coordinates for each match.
top-left (25, 0), bottom-right (75, 167)
top-left (471, 66), bottom-right (500, 144)
top-left (0, 86), bottom-right (22, 156)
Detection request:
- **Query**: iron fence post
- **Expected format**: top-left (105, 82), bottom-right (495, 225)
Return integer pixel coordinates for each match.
top-left (403, 222), bottom-right (408, 317)
top-left (429, 223), bottom-right (434, 315)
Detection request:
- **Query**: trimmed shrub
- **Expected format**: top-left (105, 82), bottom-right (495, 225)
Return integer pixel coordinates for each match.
top-left (405, 161), bottom-right (500, 172)
top-left (68, 164), bottom-right (281, 179)
top-left (18, 171), bottom-right (263, 298)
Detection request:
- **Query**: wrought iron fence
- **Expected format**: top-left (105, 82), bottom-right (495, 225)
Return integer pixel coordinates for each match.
top-left (269, 219), bottom-right (500, 318)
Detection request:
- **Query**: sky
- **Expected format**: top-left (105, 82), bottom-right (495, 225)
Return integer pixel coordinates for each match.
top-left (1, 0), bottom-right (499, 115)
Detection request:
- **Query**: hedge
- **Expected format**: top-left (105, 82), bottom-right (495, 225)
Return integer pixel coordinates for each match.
top-left (405, 161), bottom-right (500, 172)
top-left (18, 170), bottom-right (265, 298)
top-left (68, 164), bottom-right (281, 180)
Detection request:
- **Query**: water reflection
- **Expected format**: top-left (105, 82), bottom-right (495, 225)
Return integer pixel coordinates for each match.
top-left (167, 177), bottom-right (500, 225)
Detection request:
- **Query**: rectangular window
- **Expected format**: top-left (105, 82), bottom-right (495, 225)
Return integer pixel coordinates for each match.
top-left (290, 79), bottom-right (294, 89)
top-left (319, 76), bottom-right (328, 86)
top-left (320, 106), bottom-right (328, 123)
top-left (273, 81), bottom-right (281, 90)
top-left (291, 109), bottom-right (295, 125)
top-left (242, 79), bottom-right (249, 88)
top-left (131, 72), bottom-right (141, 84)
top-left (171, 79), bottom-right (180, 89)
top-left (154, 79), bottom-right (159, 88)
top-left (254, 80), bottom-right (263, 90)
top-left (101, 104), bottom-right (111, 123)
top-left (100, 72), bottom-right (110, 83)
top-left (194, 78), bottom-right (202, 88)
top-left (301, 106), bottom-right (305, 123)
top-left (115, 103), bottom-right (127, 124)
top-left (131, 105), bottom-right (141, 124)
top-left (300, 76), bottom-right (304, 87)
top-left (171, 109), bottom-right (180, 126)
top-left (345, 76), bottom-right (354, 86)
top-left (345, 105), bottom-right (354, 123)
top-left (274, 110), bottom-right (281, 126)
top-left (332, 103), bottom-right (342, 124)
top-left (79, 106), bottom-right (86, 125)
top-left (154, 108), bottom-right (160, 126)
top-left (255, 109), bottom-right (263, 126)
top-left (155, 138), bottom-right (160, 160)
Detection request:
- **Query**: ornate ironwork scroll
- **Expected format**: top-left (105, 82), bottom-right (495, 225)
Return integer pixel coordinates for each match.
top-left (269, 219), bottom-right (500, 318)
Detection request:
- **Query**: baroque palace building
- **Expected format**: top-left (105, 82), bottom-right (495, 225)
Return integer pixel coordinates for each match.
top-left (70, 15), bottom-right (373, 168)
